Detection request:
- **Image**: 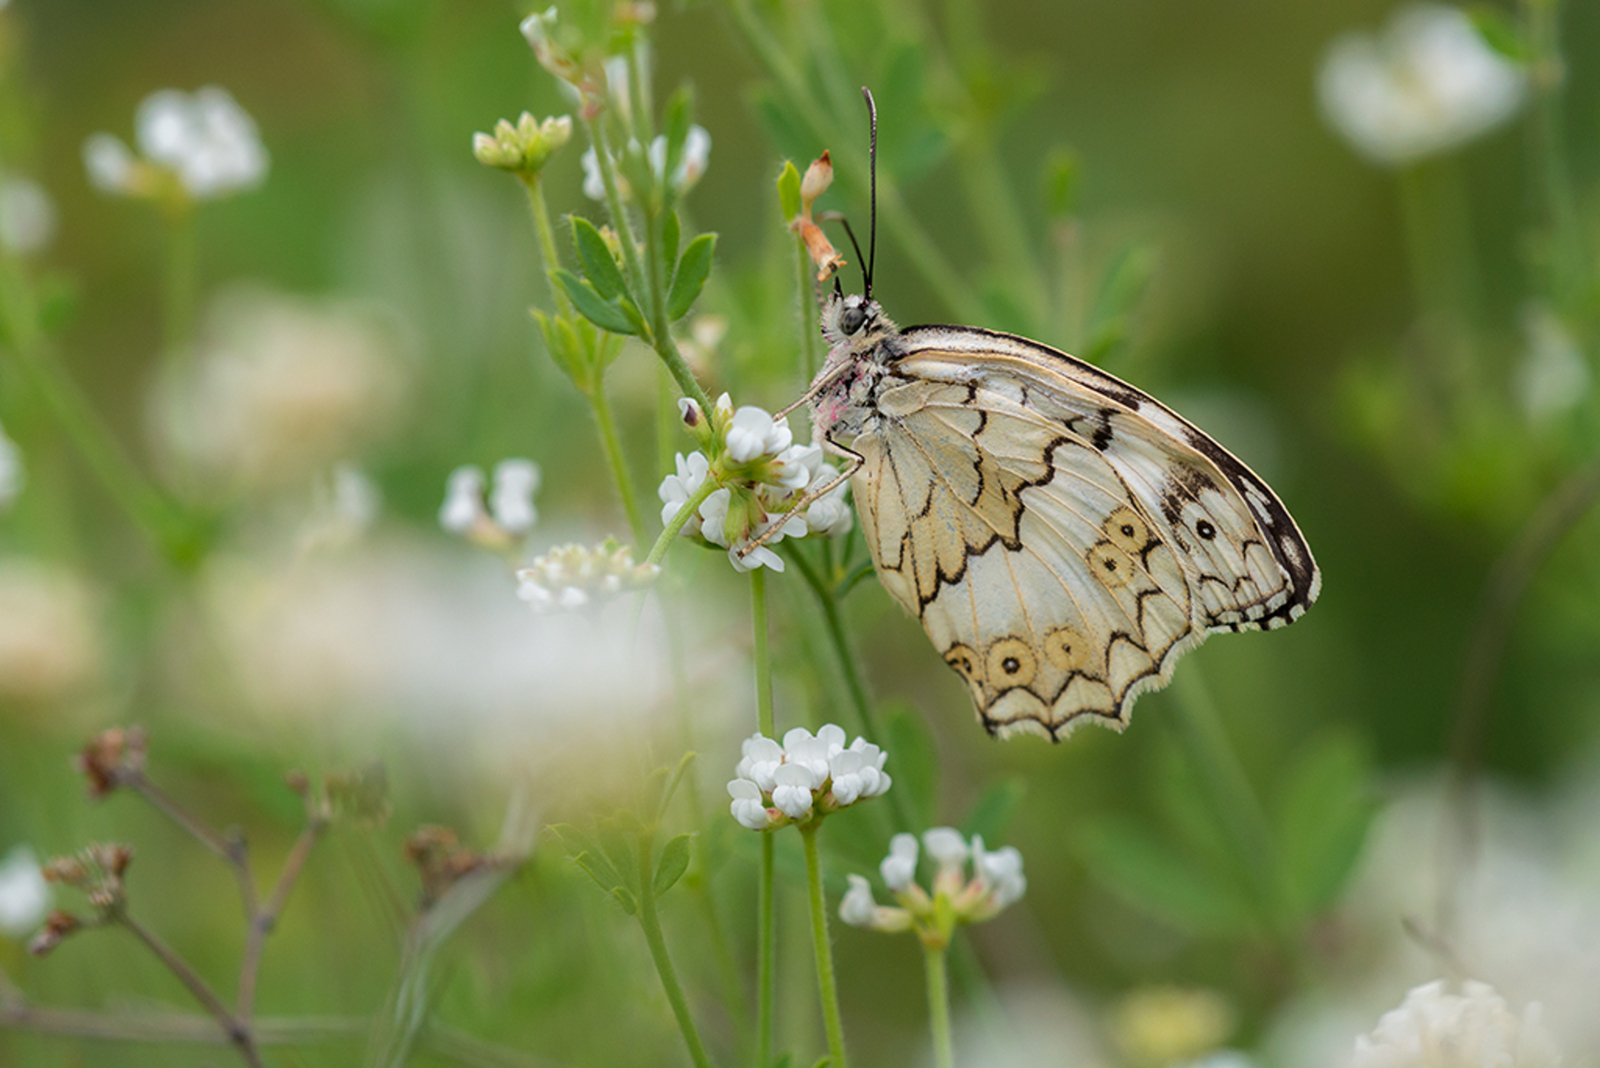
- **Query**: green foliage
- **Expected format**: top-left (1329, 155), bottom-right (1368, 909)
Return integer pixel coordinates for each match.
top-left (667, 234), bottom-right (717, 322)
top-left (884, 702), bottom-right (939, 829)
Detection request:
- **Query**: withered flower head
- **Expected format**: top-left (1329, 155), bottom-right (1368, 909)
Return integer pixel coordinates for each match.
top-left (404, 825), bottom-right (487, 909)
top-left (28, 910), bottom-right (81, 957)
top-left (74, 726), bottom-right (147, 799)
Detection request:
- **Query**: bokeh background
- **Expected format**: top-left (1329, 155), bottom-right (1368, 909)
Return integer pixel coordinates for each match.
top-left (2, 0), bottom-right (1599, 1065)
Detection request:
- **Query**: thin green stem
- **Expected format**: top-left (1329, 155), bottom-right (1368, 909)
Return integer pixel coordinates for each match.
top-left (521, 176), bottom-right (573, 318)
top-left (0, 261), bottom-right (199, 565)
top-left (636, 837), bottom-right (714, 1068)
top-left (161, 209), bottom-right (198, 363)
top-left (799, 825), bottom-right (847, 1068)
top-left (922, 943), bottom-right (953, 1068)
top-left (642, 201), bottom-right (712, 413)
top-left (1165, 667), bottom-right (1280, 924)
top-left (646, 477), bottom-right (719, 567)
top-left (1525, 0), bottom-right (1582, 301)
top-left (752, 568), bottom-right (775, 737)
top-left (589, 380), bottom-right (647, 546)
top-left (119, 913), bottom-right (262, 1068)
top-left (758, 834), bottom-right (775, 1068)
top-left (583, 116), bottom-right (651, 306)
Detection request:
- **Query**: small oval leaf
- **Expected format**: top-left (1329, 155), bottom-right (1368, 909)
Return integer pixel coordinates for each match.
top-left (653, 833), bottom-right (693, 897)
top-left (667, 233), bottom-right (717, 321)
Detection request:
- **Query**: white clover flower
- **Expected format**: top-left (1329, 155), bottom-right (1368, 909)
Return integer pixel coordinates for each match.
top-left (86, 86), bottom-right (267, 201)
top-left (1318, 4), bottom-right (1527, 167)
top-left (1517, 303), bottom-right (1589, 424)
top-left (839, 873), bottom-right (913, 934)
top-left (843, 828), bottom-right (1026, 941)
top-left (440, 465), bottom-right (487, 534)
top-left (0, 419), bottom-right (22, 510)
top-left (490, 458), bottom-right (541, 534)
top-left (1351, 980), bottom-right (1562, 1068)
top-left (726, 406), bottom-right (793, 463)
top-left (726, 724), bottom-right (891, 831)
top-left (0, 175), bottom-right (56, 256)
top-left (657, 450), bottom-right (711, 534)
top-left (880, 832), bottom-right (919, 891)
top-left (151, 287), bottom-right (404, 493)
top-left (0, 846), bottom-right (50, 937)
top-left (514, 540), bottom-right (659, 614)
top-left (582, 126), bottom-right (712, 203)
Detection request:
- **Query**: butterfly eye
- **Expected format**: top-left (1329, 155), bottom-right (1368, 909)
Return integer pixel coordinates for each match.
top-left (840, 303), bottom-right (867, 335)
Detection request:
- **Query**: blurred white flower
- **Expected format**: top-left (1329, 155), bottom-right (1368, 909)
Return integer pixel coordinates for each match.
top-left (726, 724), bottom-right (891, 830)
top-left (580, 125), bottom-right (712, 203)
top-left (0, 558), bottom-right (101, 705)
top-left (1516, 303), bottom-right (1589, 424)
top-left (1351, 980), bottom-right (1562, 1068)
top-left (490, 458), bottom-right (540, 534)
top-left (440, 465), bottom-right (488, 534)
top-left (1318, 4), bottom-right (1526, 167)
top-left (842, 827), bottom-right (1025, 938)
top-left (0, 846), bottom-right (50, 937)
top-left (439, 459), bottom-right (540, 550)
top-left (658, 450), bottom-right (712, 535)
top-left (0, 418), bottom-right (22, 510)
top-left (0, 175), bottom-right (56, 255)
top-left (85, 86), bottom-right (267, 200)
top-left (515, 539), bottom-right (659, 614)
top-left (151, 288), bottom-right (405, 493)
top-left (296, 464), bottom-right (381, 555)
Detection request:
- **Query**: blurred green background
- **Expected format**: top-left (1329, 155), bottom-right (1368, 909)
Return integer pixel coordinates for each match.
top-left (2, 0), bottom-right (1599, 1065)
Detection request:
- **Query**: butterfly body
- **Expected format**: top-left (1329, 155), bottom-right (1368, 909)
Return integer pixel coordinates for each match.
top-left (809, 293), bottom-right (1320, 741)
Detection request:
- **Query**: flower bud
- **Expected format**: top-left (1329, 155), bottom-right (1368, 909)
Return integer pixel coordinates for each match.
top-left (800, 151), bottom-right (833, 213)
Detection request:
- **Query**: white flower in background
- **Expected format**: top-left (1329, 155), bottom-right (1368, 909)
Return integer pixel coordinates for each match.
top-left (438, 458), bottom-right (540, 550)
top-left (1516, 303), bottom-right (1589, 424)
top-left (580, 125), bottom-right (711, 203)
top-left (1318, 4), bottom-right (1526, 167)
top-left (726, 724), bottom-right (891, 830)
top-left (0, 419), bottom-right (22, 510)
top-left (841, 827), bottom-right (1026, 942)
top-left (296, 464), bottom-right (382, 555)
top-left (84, 86), bottom-right (267, 200)
top-left (656, 394), bottom-right (853, 574)
top-left (1351, 981), bottom-right (1562, 1068)
top-left (152, 288), bottom-right (405, 493)
top-left (0, 846), bottom-right (50, 937)
top-left (1111, 987), bottom-right (1237, 1068)
top-left (0, 558), bottom-right (101, 705)
top-left (0, 175), bottom-right (56, 256)
top-left (514, 539), bottom-right (659, 613)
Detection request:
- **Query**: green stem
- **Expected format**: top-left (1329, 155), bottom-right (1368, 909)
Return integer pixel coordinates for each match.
top-left (521, 176), bottom-right (572, 318)
top-left (1525, 0), bottom-right (1582, 301)
top-left (588, 380), bottom-right (647, 546)
top-left (0, 261), bottom-right (198, 565)
top-left (636, 837), bottom-right (714, 1068)
top-left (758, 834), bottom-right (775, 1068)
top-left (799, 825), bottom-right (847, 1068)
top-left (162, 208), bottom-right (198, 363)
top-left (752, 568), bottom-right (775, 737)
top-left (795, 234), bottom-right (821, 381)
top-left (646, 477), bottom-right (719, 567)
top-left (923, 943), bottom-right (953, 1068)
top-left (1165, 667), bottom-right (1280, 924)
top-left (583, 115), bottom-right (651, 307)
top-left (642, 202), bottom-right (712, 414)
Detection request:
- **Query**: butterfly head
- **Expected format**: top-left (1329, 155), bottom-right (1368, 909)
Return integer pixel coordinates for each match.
top-left (820, 291), bottom-right (895, 352)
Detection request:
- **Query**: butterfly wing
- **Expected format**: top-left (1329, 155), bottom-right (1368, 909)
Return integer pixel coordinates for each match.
top-left (849, 324), bottom-right (1319, 740)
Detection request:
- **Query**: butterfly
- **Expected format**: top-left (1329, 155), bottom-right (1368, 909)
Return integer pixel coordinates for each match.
top-left (780, 92), bottom-right (1320, 741)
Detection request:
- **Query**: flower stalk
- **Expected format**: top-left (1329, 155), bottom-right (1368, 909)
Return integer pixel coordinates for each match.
top-left (800, 824), bottom-right (848, 1068)
top-left (923, 941), bottom-right (953, 1068)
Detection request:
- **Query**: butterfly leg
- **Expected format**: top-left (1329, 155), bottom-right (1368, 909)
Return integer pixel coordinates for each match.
top-left (735, 438), bottom-right (863, 558)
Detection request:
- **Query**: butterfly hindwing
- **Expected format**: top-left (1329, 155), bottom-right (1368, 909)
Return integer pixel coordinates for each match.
top-left (847, 325), bottom-right (1319, 740)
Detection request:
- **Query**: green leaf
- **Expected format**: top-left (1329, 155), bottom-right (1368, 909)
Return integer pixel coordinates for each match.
top-left (571, 216), bottom-right (629, 301)
top-left (961, 777), bottom-right (1026, 843)
top-left (554, 269), bottom-right (637, 336)
top-left (550, 824), bottom-right (625, 894)
top-left (662, 210), bottom-right (681, 285)
top-left (667, 233), bottom-right (716, 321)
top-left (1469, 5), bottom-right (1527, 60)
top-left (885, 703), bottom-right (938, 828)
top-left (611, 886), bottom-right (638, 916)
top-left (657, 751), bottom-right (698, 820)
top-left (532, 309), bottom-right (591, 391)
top-left (1074, 815), bottom-right (1254, 937)
top-left (777, 160), bottom-right (802, 221)
top-left (653, 833), bottom-right (693, 897)
top-left (662, 85), bottom-right (694, 191)
top-left (1276, 733), bottom-right (1379, 920)
top-left (1041, 146), bottom-right (1082, 219)
top-left (1084, 243), bottom-right (1157, 364)
top-left (809, 1059), bottom-right (832, 1068)
top-left (595, 819), bottom-right (642, 893)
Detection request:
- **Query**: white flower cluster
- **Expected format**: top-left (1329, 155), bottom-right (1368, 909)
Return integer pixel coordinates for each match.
top-left (1318, 4), bottom-right (1526, 168)
top-left (0, 419), bottom-right (22, 511)
top-left (1351, 980), bottom-right (1562, 1068)
top-left (0, 845), bottom-right (50, 937)
top-left (580, 125), bottom-right (712, 202)
top-left (514, 539), bottom-right (660, 613)
top-left (657, 394), bottom-right (852, 573)
top-left (840, 828), bottom-right (1025, 941)
top-left (84, 86), bottom-right (268, 201)
top-left (0, 175), bottom-right (56, 256)
top-left (727, 725), bottom-right (890, 830)
top-left (440, 459), bottom-right (541, 549)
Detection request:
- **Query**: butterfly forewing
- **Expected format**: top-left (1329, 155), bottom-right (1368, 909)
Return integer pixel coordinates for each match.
top-left (845, 324), bottom-right (1319, 740)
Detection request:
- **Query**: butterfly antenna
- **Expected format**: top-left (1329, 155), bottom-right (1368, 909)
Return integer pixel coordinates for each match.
top-left (861, 87), bottom-right (878, 300)
top-left (818, 210), bottom-right (868, 281)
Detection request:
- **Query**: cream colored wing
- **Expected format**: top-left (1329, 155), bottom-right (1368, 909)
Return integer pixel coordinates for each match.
top-left (851, 326), bottom-right (1319, 740)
